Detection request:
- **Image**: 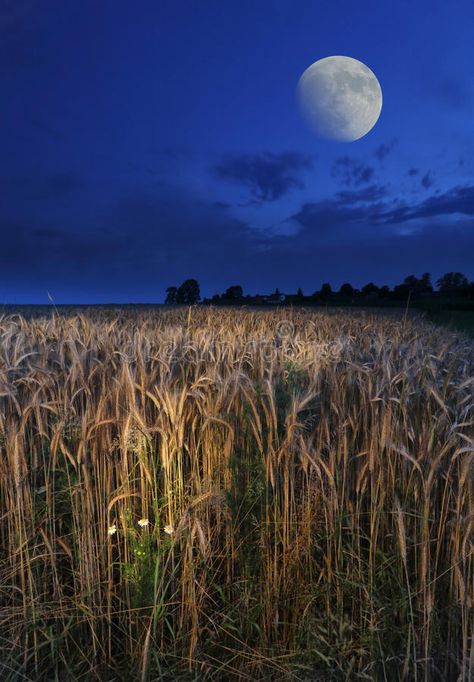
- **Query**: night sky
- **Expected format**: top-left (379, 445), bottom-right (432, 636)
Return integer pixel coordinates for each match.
top-left (1, 0), bottom-right (473, 303)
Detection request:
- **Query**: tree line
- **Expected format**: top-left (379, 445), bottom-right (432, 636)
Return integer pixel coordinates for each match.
top-left (164, 272), bottom-right (474, 305)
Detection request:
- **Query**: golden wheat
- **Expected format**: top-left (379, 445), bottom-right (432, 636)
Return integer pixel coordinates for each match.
top-left (0, 307), bottom-right (473, 680)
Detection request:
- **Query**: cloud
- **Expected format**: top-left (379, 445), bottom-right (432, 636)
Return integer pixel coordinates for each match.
top-left (0, 187), bottom-right (263, 289)
top-left (2, 180), bottom-right (473, 300)
top-left (421, 171), bottom-right (435, 189)
top-left (289, 183), bottom-right (474, 236)
top-left (264, 188), bottom-right (474, 290)
top-left (213, 151), bottom-right (313, 201)
top-left (0, 172), bottom-right (85, 200)
top-left (374, 139), bottom-right (397, 161)
top-left (380, 184), bottom-right (474, 224)
top-left (332, 156), bottom-right (374, 186)
top-left (266, 218), bottom-right (474, 290)
top-left (336, 185), bottom-right (388, 205)
top-left (290, 198), bottom-right (381, 236)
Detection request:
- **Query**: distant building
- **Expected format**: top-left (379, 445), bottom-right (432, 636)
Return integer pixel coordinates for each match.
top-left (263, 292), bottom-right (286, 304)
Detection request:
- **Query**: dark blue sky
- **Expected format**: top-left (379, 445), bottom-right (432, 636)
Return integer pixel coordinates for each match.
top-left (1, 0), bottom-right (473, 302)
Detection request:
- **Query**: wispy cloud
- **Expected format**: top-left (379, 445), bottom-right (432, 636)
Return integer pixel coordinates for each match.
top-left (379, 184), bottom-right (474, 224)
top-left (336, 185), bottom-right (388, 205)
top-left (0, 172), bottom-right (86, 200)
top-left (213, 151), bottom-right (313, 202)
top-left (421, 171), bottom-right (435, 189)
top-left (289, 183), bottom-right (474, 235)
top-left (332, 156), bottom-right (374, 187)
top-left (374, 138), bottom-right (397, 161)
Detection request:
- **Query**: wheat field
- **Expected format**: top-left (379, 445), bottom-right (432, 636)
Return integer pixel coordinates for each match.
top-left (0, 307), bottom-right (473, 681)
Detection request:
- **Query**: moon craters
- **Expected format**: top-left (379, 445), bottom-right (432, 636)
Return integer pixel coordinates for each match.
top-left (297, 56), bottom-right (383, 142)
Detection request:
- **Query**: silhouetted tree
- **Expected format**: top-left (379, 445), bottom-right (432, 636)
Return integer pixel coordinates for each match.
top-left (339, 282), bottom-right (354, 297)
top-left (211, 294), bottom-right (221, 303)
top-left (177, 279), bottom-right (200, 304)
top-left (420, 272), bottom-right (433, 293)
top-left (362, 282), bottom-right (379, 296)
top-left (403, 275), bottom-right (421, 293)
top-left (320, 283), bottom-right (332, 299)
top-left (436, 272), bottom-right (469, 292)
top-left (379, 285), bottom-right (390, 299)
top-left (165, 286), bottom-right (178, 304)
top-left (223, 285), bottom-right (243, 300)
top-left (397, 273), bottom-right (433, 297)
top-left (393, 274), bottom-right (425, 299)
top-left (393, 283), bottom-right (410, 299)
top-left (297, 287), bottom-right (304, 300)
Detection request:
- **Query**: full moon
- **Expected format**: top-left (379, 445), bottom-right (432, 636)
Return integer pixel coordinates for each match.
top-left (297, 56), bottom-right (382, 142)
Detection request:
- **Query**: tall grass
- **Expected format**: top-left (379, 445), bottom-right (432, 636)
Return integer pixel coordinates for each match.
top-left (0, 307), bottom-right (473, 680)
